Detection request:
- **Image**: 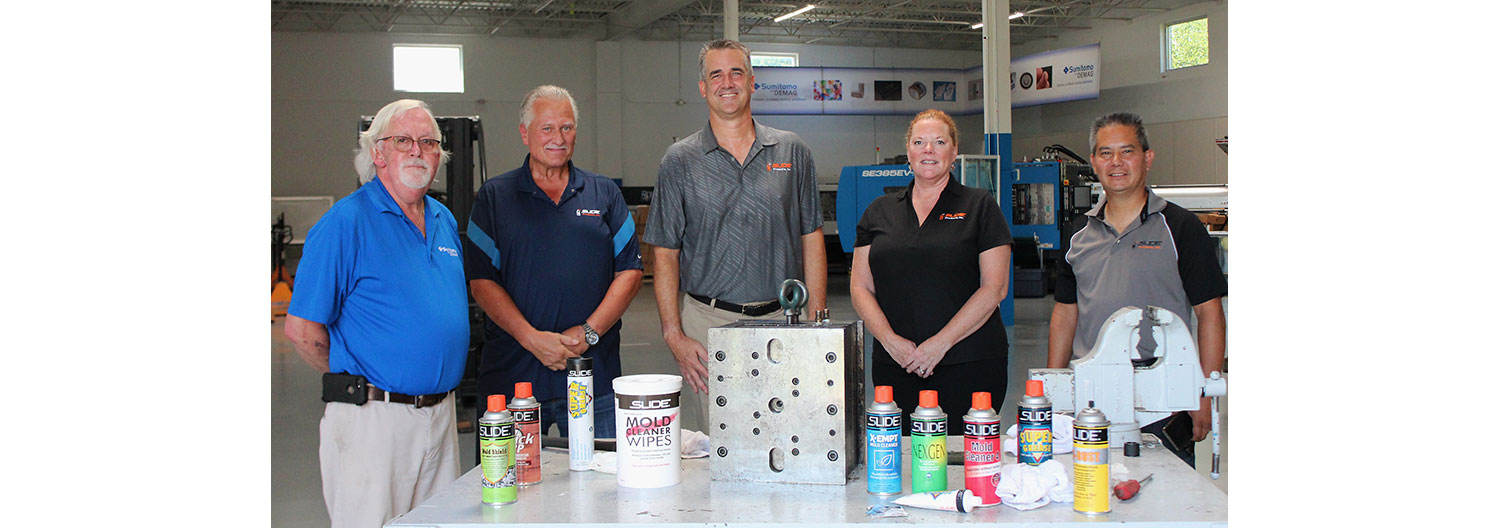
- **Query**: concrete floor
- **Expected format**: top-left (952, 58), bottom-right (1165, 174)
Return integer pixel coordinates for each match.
top-left (271, 273), bottom-right (1228, 527)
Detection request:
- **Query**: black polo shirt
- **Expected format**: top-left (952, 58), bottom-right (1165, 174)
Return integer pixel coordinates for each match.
top-left (855, 176), bottom-right (1014, 366)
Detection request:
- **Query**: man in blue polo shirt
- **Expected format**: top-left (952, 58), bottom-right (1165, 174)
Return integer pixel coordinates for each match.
top-left (285, 99), bottom-right (470, 528)
top-left (465, 85), bottom-right (643, 438)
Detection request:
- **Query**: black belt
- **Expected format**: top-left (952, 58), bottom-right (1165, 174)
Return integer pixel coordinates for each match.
top-left (689, 293), bottom-right (780, 317)
top-left (368, 386), bottom-right (448, 408)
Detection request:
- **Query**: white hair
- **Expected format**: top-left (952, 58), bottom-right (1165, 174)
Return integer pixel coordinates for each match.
top-left (519, 85), bottom-right (579, 127)
top-left (353, 99), bottom-right (450, 184)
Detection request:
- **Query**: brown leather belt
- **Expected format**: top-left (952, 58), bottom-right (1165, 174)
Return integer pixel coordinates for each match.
top-left (688, 293), bottom-right (780, 317)
top-left (368, 386), bottom-right (448, 408)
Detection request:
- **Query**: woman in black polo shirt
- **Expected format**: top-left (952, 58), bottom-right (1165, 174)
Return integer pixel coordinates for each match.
top-left (851, 109), bottom-right (1014, 431)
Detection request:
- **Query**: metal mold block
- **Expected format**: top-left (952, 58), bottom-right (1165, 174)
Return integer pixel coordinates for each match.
top-left (707, 320), bottom-right (864, 485)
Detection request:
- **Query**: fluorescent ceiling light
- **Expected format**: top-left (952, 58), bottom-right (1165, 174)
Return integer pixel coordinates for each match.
top-left (775, 4), bottom-right (816, 23)
top-left (1009, 11), bottom-right (1025, 20)
top-left (970, 22), bottom-right (983, 29)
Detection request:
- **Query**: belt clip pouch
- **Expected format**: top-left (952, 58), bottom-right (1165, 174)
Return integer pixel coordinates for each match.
top-left (322, 372), bottom-right (369, 405)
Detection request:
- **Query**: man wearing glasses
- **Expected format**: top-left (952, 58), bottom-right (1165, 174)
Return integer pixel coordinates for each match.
top-left (285, 99), bottom-right (469, 528)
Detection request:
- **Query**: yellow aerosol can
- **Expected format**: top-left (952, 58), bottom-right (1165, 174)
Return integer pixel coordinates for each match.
top-left (1072, 405), bottom-right (1110, 515)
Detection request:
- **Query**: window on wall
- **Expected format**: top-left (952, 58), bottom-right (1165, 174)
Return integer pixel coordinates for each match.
top-left (1163, 17), bottom-right (1209, 71)
top-left (393, 44), bottom-right (464, 93)
top-left (750, 52), bottom-right (798, 67)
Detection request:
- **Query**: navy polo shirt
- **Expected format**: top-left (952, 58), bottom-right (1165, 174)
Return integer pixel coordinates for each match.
top-left (288, 178), bottom-right (470, 396)
top-left (855, 176), bottom-right (1013, 366)
top-left (464, 156), bottom-right (643, 402)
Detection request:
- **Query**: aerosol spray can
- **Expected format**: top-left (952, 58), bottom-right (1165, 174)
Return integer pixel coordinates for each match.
top-left (1017, 379), bottom-right (1053, 466)
top-left (866, 385), bottom-right (902, 495)
top-left (910, 390), bottom-right (947, 493)
top-left (479, 394), bottom-right (517, 506)
top-left (1072, 405), bottom-right (1111, 515)
top-left (566, 356), bottom-right (594, 471)
top-left (963, 392), bottom-right (1002, 505)
top-left (509, 382), bottom-right (541, 486)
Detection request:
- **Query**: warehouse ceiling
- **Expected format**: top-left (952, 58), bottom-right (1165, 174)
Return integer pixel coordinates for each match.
top-left (271, 0), bottom-right (1211, 50)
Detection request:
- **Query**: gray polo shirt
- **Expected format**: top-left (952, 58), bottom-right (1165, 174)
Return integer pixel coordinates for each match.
top-left (643, 121), bottom-right (821, 304)
top-left (1054, 189), bottom-right (1227, 358)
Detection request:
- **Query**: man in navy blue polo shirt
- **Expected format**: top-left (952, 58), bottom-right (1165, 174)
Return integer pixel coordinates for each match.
top-left (1048, 112), bottom-right (1227, 467)
top-left (465, 85), bottom-right (643, 439)
top-left (285, 99), bottom-right (470, 528)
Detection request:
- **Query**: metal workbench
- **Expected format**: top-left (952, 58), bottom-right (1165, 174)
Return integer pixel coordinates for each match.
top-left (388, 437), bottom-right (1227, 527)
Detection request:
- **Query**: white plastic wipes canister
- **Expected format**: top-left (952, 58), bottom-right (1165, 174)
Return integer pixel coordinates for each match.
top-left (613, 374), bottom-right (683, 488)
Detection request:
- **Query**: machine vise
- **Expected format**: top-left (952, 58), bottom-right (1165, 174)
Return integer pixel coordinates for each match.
top-left (1029, 305), bottom-right (1227, 475)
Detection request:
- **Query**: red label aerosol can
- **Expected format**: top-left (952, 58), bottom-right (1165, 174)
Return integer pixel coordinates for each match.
top-left (509, 382), bottom-right (541, 486)
top-left (962, 392), bottom-right (1002, 505)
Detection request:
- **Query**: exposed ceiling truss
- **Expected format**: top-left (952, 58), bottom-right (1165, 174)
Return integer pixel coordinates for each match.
top-left (271, 1), bottom-right (1212, 50)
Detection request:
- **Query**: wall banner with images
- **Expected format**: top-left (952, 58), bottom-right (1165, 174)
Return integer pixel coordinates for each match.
top-left (749, 66), bottom-right (983, 115)
top-left (1010, 43), bottom-right (1101, 108)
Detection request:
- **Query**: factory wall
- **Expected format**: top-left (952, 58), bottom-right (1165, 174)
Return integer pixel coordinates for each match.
top-left (271, 33), bottom-right (980, 200)
top-left (272, 0), bottom-right (1226, 202)
top-left (1010, 1), bottom-right (1228, 185)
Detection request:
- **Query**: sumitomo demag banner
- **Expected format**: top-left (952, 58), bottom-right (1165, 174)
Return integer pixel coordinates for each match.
top-left (1010, 43), bottom-right (1101, 108)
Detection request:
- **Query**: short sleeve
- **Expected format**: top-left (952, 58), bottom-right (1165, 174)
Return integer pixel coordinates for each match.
top-left (1052, 216), bottom-right (1086, 304)
top-left (287, 209), bottom-right (352, 325)
top-left (797, 142), bottom-right (822, 236)
top-left (605, 186), bottom-right (644, 272)
top-left (464, 184), bottom-right (503, 283)
top-left (642, 149), bottom-right (685, 249)
top-left (976, 195), bottom-right (1013, 251)
top-left (854, 196), bottom-right (883, 248)
top-left (1168, 210), bottom-right (1228, 305)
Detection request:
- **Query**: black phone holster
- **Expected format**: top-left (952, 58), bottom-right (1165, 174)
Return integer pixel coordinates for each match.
top-left (322, 372), bottom-right (369, 405)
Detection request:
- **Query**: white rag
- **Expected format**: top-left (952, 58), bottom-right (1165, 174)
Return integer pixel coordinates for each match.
top-left (589, 429), bottom-right (711, 474)
top-left (1002, 413), bottom-right (1074, 455)
top-left (680, 429), bottom-right (710, 458)
top-left (993, 460), bottom-right (1073, 511)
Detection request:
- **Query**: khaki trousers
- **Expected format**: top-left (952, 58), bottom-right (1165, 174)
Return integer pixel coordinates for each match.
top-left (319, 394), bottom-right (459, 528)
top-left (679, 293), bottom-right (784, 432)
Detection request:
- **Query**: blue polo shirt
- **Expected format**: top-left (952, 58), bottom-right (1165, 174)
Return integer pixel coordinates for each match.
top-left (288, 178), bottom-right (470, 396)
top-left (464, 156), bottom-right (642, 402)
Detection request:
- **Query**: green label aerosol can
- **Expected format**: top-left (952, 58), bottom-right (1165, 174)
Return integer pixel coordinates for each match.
top-left (910, 390), bottom-right (948, 493)
top-left (480, 394), bottom-right (518, 506)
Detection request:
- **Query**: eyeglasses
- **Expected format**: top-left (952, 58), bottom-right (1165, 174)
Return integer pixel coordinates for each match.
top-left (377, 135), bottom-right (442, 154)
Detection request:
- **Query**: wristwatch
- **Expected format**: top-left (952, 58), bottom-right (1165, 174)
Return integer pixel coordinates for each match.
top-left (582, 322), bottom-right (599, 346)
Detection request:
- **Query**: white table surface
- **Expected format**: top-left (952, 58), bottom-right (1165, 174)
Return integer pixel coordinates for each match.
top-left (388, 436), bottom-right (1227, 527)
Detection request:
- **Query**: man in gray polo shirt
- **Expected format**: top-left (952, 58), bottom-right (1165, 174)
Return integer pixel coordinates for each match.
top-left (643, 39), bottom-right (826, 429)
top-left (1047, 112), bottom-right (1227, 467)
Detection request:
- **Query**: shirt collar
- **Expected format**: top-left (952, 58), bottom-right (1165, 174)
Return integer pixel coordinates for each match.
top-left (894, 174), bottom-right (961, 202)
top-left (696, 119), bottom-right (778, 155)
top-left (1085, 187), bottom-right (1167, 223)
top-left (364, 178), bottom-right (444, 222)
top-left (513, 154), bottom-right (582, 194)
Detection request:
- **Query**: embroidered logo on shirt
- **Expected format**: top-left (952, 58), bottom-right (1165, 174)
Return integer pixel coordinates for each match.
top-left (438, 246), bottom-right (459, 257)
top-left (1132, 240), bottom-right (1163, 249)
top-left (767, 163), bottom-right (793, 172)
top-left (576, 209), bottom-right (602, 217)
top-left (939, 212), bottom-right (967, 220)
